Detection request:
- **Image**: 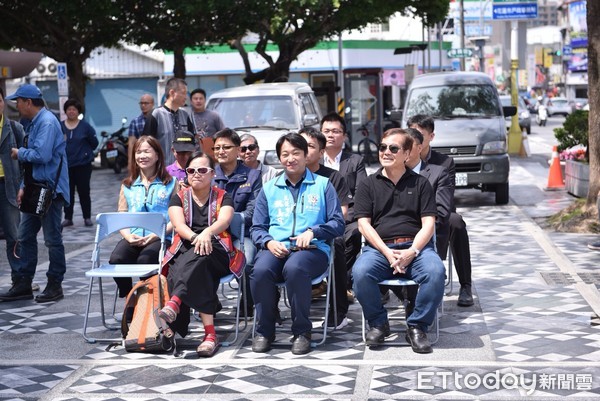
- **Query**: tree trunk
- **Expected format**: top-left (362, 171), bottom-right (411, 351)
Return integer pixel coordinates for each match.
top-left (173, 47), bottom-right (186, 79)
top-left (588, 0), bottom-right (600, 206)
top-left (66, 57), bottom-right (87, 114)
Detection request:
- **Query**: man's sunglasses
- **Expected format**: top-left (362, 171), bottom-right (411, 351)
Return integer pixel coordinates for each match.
top-left (240, 144), bottom-right (258, 153)
top-left (186, 167), bottom-right (214, 175)
top-left (378, 144), bottom-right (402, 154)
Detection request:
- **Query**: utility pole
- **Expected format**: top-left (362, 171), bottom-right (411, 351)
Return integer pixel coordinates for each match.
top-left (460, 0), bottom-right (466, 71)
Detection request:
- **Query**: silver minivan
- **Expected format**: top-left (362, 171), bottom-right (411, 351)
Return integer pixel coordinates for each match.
top-left (402, 72), bottom-right (515, 204)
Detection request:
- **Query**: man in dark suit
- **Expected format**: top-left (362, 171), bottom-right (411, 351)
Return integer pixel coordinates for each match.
top-left (320, 113), bottom-right (366, 310)
top-left (407, 114), bottom-right (474, 307)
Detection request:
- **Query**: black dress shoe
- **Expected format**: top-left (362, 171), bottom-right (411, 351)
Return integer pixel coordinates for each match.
top-left (35, 281), bottom-right (64, 303)
top-left (365, 321), bottom-right (390, 347)
top-left (457, 285), bottom-right (474, 307)
top-left (291, 332), bottom-right (312, 355)
top-left (405, 326), bottom-right (433, 354)
top-left (252, 334), bottom-right (275, 353)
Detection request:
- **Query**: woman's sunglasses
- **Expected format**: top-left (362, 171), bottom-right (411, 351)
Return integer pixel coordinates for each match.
top-left (240, 144), bottom-right (258, 153)
top-left (378, 144), bottom-right (401, 154)
top-left (186, 167), bottom-right (214, 175)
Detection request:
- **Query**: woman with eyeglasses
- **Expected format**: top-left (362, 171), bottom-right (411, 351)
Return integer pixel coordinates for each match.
top-left (108, 136), bottom-right (178, 298)
top-left (239, 133), bottom-right (278, 183)
top-left (160, 151), bottom-right (242, 358)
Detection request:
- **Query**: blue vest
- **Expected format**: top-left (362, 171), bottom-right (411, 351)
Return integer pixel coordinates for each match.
top-left (262, 169), bottom-right (330, 255)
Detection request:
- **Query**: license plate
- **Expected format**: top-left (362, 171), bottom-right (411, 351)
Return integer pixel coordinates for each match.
top-left (106, 150), bottom-right (118, 159)
top-left (455, 173), bottom-right (468, 187)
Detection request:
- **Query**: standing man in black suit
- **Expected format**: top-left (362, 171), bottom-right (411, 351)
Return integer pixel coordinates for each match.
top-left (407, 115), bottom-right (474, 307)
top-left (321, 112), bottom-right (366, 313)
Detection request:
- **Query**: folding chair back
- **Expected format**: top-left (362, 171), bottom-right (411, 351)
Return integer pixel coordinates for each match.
top-left (82, 212), bottom-right (167, 344)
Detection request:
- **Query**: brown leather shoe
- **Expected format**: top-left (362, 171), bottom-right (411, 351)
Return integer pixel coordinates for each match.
top-left (311, 281), bottom-right (327, 299)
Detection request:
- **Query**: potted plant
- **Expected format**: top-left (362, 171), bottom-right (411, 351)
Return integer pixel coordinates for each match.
top-left (555, 110), bottom-right (589, 197)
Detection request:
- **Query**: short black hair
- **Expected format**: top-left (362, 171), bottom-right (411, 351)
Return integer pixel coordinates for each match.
top-left (186, 151), bottom-right (215, 169)
top-left (63, 98), bottom-right (82, 113)
top-left (165, 77), bottom-right (187, 99)
top-left (190, 88), bottom-right (207, 98)
top-left (405, 127), bottom-right (424, 145)
top-left (407, 114), bottom-right (435, 132)
top-left (276, 132), bottom-right (308, 158)
top-left (299, 126), bottom-right (326, 150)
top-left (320, 112), bottom-right (346, 133)
top-left (214, 128), bottom-right (241, 146)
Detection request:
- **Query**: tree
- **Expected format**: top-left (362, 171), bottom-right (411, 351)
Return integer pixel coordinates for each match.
top-left (0, 1), bottom-right (126, 111)
top-left (226, 0), bottom-right (449, 84)
top-left (588, 0), bottom-right (599, 207)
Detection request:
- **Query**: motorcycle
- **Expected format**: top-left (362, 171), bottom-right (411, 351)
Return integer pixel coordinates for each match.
top-left (536, 104), bottom-right (547, 127)
top-left (98, 117), bottom-right (128, 173)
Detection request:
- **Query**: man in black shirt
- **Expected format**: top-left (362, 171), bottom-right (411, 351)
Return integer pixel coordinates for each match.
top-left (300, 127), bottom-right (351, 330)
top-left (407, 114), bottom-right (474, 307)
top-left (353, 128), bottom-right (445, 353)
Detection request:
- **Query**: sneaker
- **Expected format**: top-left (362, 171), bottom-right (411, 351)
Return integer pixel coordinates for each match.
top-left (588, 241), bottom-right (600, 251)
top-left (324, 313), bottom-right (348, 330)
top-left (61, 220), bottom-right (73, 227)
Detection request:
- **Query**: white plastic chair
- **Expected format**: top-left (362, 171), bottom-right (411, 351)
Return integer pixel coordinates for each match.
top-left (82, 212), bottom-right (166, 344)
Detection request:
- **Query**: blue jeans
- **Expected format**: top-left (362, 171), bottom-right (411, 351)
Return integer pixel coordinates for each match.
top-left (250, 248), bottom-right (328, 338)
top-left (0, 181), bottom-right (20, 279)
top-left (15, 196), bottom-right (67, 283)
top-left (353, 242), bottom-right (445, 332)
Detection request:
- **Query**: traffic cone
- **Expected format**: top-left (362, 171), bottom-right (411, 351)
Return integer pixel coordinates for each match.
top-left (544, 146), bottom-right (565, 191)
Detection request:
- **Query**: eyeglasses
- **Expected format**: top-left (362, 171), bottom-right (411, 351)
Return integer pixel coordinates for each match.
top-left (186, 167), bottom-right (214, 175)
top-left (240, 144), bottom-right (258, 153)
top-left (322, 129), bottom-right (344, 135)
top-left (212, 145), bottom-right (237, 152)
top-left (378, 144), bottom-right (402, 154)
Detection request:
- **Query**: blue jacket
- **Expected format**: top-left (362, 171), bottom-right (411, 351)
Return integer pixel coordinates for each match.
top-left (251, 168), bottom-right (345, 256)
top-left (17, 108), bottom-right (70, 206)
top-left (213, 160), bottom-right (262, 234)
top-left (62, 119), bottom-right (98, 167)
top-left (121, 177), bottom-right (177, 240)
top-left (0, 117), bottom-right (25, 208)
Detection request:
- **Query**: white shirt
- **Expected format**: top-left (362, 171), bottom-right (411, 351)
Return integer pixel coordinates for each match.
top-left (323, 150), bottom-right (343, 171)
top-left (411, 160), bottom-right (422, 174)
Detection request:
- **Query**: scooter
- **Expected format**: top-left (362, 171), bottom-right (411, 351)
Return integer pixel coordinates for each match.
top-left (99, 117), bottom-right (128, 173)
top-left (536, 104), bottom-right (548, 127)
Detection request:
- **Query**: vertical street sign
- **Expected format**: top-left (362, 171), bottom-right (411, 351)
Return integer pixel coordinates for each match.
top-left (56, 62), bottom-right (68, 121)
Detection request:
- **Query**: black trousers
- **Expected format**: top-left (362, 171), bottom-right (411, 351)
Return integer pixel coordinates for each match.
top-left (109, 238), bottom-right (165, 297)
top-left (64, 163), bottom-right (93, 220)
top-left (449, 212), bottom-right (472, 287)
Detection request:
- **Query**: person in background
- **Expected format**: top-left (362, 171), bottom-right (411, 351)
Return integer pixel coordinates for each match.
top-left (160, 152), bottom-right (235, 358)
top-left (250, 133), bottom-right (344, 355)
top-left (128, 94), bottom-right (154, 155)
top-left (0, 87), bottom-right (31, 292)
top-left (60, 99), bottom-right (99, 228)
top-left (0, 84), bottom-right (69, 303)
top-left (143, 78), bottom-right (193, 165)
top-left (321, 112), bottom-right (365, 302)
top-left (166, 130), bottom-right (196, 183)
top-left (299, 127), bottom-right (352, 330)
top-left (190, 88), bottom-right (225, 159)
top-left (239, 133), bottom-right (278, 183)
top-left (407, 114), bottom-right (474, 307)
top-left (212, 128), bottom-right (262, 316)
top-left (109, 136), bottom-right (177, 298)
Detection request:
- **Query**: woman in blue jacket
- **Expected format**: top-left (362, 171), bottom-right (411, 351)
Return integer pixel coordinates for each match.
top-left (60, 99), bottom-right (98, 227)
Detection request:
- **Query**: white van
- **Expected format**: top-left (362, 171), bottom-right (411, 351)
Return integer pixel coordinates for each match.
top-left (402, 72), bottom-right (515, 204)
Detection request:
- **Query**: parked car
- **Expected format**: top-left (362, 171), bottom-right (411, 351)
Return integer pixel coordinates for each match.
top-left (499, 95), bottom-right (531, 135)
top-left (206, 83), bottom-right (322, 168)
top-left (544, 97), bottom-right (571, 117)
top-left (402, 71), bottom-right (515, 205)
top-left (569, 98), bottom-right (588, 113)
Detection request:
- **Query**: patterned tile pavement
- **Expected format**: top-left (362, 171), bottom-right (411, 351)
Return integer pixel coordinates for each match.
top-left (2, 160), bottom-right (600, 400)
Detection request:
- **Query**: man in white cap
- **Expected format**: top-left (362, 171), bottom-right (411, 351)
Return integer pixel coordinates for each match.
top-left (0, 84), bottom-right (69, 303)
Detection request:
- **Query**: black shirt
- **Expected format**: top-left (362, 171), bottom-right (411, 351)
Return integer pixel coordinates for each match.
top-left (169, 192), bottom-right (234, 233)
top-left (315, 165), bottom-right (351, 207)
top-left (354, 168), bottom-right (436, 242)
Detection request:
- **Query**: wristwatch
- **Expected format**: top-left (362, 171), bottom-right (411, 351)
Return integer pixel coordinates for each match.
top-left (409, 246), bottom-right (420, 256)
top-left (190, 233), bottom-right (199, 242)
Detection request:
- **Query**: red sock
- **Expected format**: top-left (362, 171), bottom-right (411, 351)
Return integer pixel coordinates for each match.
top-left (166, 296), bottom-right (181, 313)
top-left (204, 324), bottom-right (216, 336)
top-left (171, 295), bottom-right (182, 306)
